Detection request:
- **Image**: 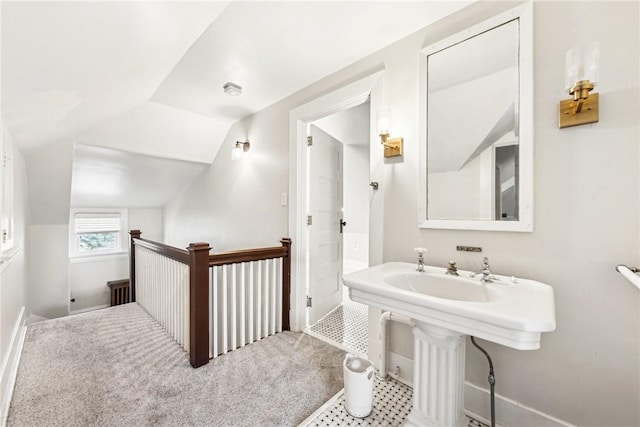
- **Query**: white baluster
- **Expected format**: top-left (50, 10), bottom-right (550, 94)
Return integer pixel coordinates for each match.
top-left (231, 264), bottom-right (237, 351)
top-left (222, 264), bottom-right (228, 354)
top-left (249, 261), bottom-right (254, 344)
top-left (240, 263), bottom-right (246, 347)
top-left (257, 260), bottom-right (262, 340)
top-left (270, 258), bottom-right (276, 335)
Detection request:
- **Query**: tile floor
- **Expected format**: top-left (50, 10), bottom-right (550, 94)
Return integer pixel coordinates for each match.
top-left (305, 301), bottom-right (491, 427)
top-left (307, 300), bottom-right (368, 356)
top-left (301, 375), bottom-right (489, 427)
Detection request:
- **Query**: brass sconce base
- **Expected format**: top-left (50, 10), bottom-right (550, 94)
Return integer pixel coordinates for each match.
top-left (559, 92), bottom-right (599, 129)
top-left (383, 136), bottom-right (403, 158)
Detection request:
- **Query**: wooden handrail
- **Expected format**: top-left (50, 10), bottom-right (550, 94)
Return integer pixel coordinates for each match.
top-left (131, 235), bottom-right (190, 264)
top-left (208, 246), bottom-right (287, 266)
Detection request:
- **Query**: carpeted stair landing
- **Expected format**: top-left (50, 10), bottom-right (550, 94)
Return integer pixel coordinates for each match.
top-left (8, 303), bottom-right (345, 427)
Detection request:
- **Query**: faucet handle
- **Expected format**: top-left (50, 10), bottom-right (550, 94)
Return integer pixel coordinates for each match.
top-left (414, 247), bottom-right (427, 255)
top-left (446, 261), bottom-right (459, 276)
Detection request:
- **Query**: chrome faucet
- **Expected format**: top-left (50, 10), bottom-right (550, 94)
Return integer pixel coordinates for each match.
top-left (414, 247), bottom-right (427, 272)
top-left (471, 257), bottom-right (494, 283)
top-left (446, 261), bottom-right (459, 276)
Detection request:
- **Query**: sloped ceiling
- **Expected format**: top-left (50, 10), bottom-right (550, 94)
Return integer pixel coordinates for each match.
top-left (70, 144), bottom-right (208, 208)
top-left (313, 101), bottom-right (370, 146)
top-left (1, 1), bottom-right (231, 156)
top-left (1, 1), bottom-right (472, 216)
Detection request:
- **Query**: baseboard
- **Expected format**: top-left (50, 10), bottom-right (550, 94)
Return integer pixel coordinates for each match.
top-left (381, 352), bottom-right (574, 426)
top-left (69, 303), bottom-right (110, 316)
top-left (464, 381), bottom-right (576, 427)
top-left (0, 306), bottom-right (27, 427)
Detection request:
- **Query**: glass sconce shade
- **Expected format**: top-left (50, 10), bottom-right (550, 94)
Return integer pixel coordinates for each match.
top-left (231, 145), bottom-right (244, 161)
top-left (565, 42), bottom-right (600, 92)
top-left (377, 107), bottom-right (391, 135)
top-left (231, 140), bottom-right (250, 161)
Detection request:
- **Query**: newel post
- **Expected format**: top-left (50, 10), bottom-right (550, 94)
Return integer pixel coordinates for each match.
top-left (188, 242), bottom-right (211, 368)
top-left (280, 237), bottom-right (292, 331)
top-left (129, 230), bottom-right (141, 303)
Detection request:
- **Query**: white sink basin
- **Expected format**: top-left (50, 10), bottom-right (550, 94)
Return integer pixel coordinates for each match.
top-left (344, 262), bottom-right (555, 426)
top-left (344, 262), bottom-right (555, 350)
top-left (385, 272), bottom-right (495, 303)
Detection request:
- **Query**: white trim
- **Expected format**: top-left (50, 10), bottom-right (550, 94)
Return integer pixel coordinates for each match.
top-left (0, 246), bottom-right (21, 275)
top-left (0, 307), bottom-right (27, 427)
top-left (68, 252), bottom-right (127, 264)
top-left (464, 381), bottom-right (576, 427)
top-left (288, 70), bottom-right (385, 332)
top-left (418, 2), bottom-right (534, 232)
top-left (69, 303), bottom-right (111, 315)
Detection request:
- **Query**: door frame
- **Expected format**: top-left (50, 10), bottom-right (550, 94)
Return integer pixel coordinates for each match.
top-left (288, 70), bottom-right (385, 331)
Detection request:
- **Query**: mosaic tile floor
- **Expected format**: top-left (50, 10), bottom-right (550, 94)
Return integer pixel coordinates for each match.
top-left (304, 299), bottom-right (491, 427)
top-left (307, 300), bottom-right (368, 356)
top-left (301, 376), bottom-right (489, 427)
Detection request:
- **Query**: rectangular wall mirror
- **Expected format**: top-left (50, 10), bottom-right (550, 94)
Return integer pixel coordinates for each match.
top-left (418, 3), bottom-right (533, 232)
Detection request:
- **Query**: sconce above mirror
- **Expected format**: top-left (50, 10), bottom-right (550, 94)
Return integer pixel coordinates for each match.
top-left (418, 3), bottom-right (533, 232)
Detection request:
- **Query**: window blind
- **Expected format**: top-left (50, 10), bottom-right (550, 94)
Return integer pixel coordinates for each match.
top-left (75, 213), bottom-right (121, 234)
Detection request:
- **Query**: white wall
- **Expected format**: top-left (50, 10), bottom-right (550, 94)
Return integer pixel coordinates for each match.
top-left (68, 255), bottom-right (127, 312)
top-left (163, 117), bottom-right (289, 251)
top-left (32, 208), bottom-right (163, 317)
top-left (129, 208), bottom-right (162, 243)
top-left (162, 2), bottom-right (639, 425)
top-left (0, 126), bottom-right (29, 421)
top-left (29, 225), bottom-right (69, 318)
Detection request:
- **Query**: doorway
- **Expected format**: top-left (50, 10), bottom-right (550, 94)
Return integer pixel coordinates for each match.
top-left (288, 70), bottom-right (385, 357)
top-left (305, 102), bottom-right (371, 356)
top-left (307, 101), bottom-right (371, 321)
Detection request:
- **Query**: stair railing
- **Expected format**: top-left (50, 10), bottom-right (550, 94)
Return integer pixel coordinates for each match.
top-left (129, 230), bottom-right (291, 368)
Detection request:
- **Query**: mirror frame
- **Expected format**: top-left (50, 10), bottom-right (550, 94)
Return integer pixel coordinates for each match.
top-left (418, 3), bottom-right (533, 232)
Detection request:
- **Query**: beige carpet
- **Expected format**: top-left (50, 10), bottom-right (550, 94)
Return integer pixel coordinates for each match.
top-left (8, 303), bottom-right (345, 427)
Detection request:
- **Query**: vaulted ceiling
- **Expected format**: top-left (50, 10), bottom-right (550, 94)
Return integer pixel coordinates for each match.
top-left (0, 1), bottom-right (471, 215)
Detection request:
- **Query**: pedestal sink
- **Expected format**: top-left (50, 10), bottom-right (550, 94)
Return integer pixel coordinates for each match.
top-left (343, 262), bottom-right (556, 427)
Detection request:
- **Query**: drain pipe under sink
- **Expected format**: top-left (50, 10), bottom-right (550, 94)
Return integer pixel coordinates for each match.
top-left (379, 312), bottom-right (415, 380)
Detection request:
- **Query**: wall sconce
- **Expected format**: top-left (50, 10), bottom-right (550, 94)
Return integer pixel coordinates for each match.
top-left (559, 42), bottom-right (600, 129)
top-left (377, 111), bottom-right (403, 158)
top-left (231, 139), bottom-right (250, 161)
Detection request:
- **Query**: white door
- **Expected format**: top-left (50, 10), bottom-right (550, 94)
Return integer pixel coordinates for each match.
top-left (308, 126), bottom-right (343, 325)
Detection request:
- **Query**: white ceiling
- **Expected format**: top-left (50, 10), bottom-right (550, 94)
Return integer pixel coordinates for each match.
top-left (1, 1), bottom-right (472, 210)
top-left (2, 1), bottom-right (470, 156)
top-left (70, 144), bottom-right (208, 208)
top-left (1, 1), bottom-right (230, 154)
top-left (313, 100), bottom-right (370, 146)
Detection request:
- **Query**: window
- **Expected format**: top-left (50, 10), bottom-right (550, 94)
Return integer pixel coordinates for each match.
top-left (70, 209), bottom-right (128, 257)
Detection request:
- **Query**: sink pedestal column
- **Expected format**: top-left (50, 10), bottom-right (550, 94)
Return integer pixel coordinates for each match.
top-left (405, 322), bottom-right (467, 427)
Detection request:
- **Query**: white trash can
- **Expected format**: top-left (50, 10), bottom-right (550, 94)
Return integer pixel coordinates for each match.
top-left (343, 354), bottom-right (375, 418)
